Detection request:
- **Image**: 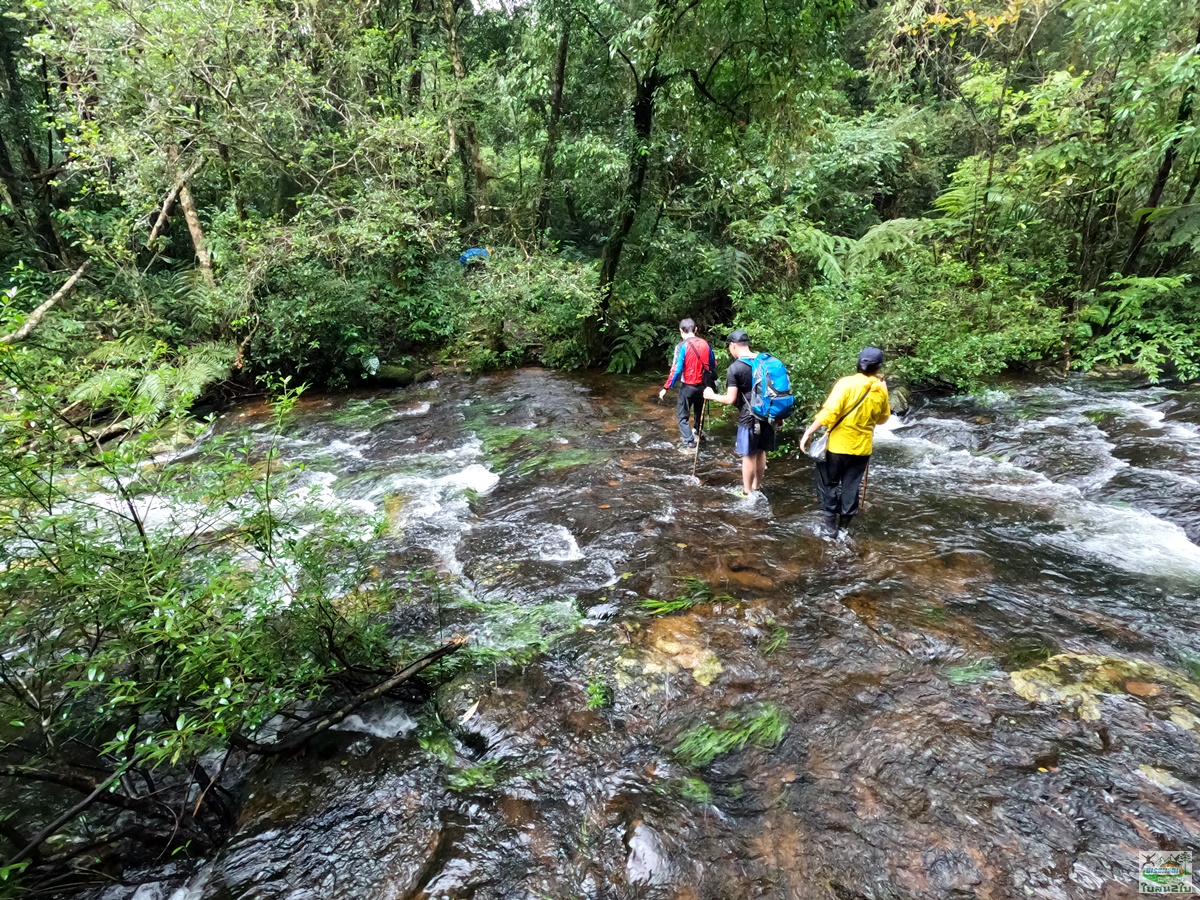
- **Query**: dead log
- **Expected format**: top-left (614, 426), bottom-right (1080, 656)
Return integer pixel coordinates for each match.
top-left (0, 260), bottom-right (90, 345)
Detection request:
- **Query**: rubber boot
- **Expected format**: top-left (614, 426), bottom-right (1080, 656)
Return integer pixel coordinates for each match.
top-left (822, 512), bottom-right (839, 537)
top-left (839, 514), bottom-right (855, 532)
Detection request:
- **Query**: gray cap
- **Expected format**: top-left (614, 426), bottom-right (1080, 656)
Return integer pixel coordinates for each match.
top-left (725, 329), bottom-right (751, 344)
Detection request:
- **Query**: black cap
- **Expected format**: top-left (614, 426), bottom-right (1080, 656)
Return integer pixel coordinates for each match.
top-left (858, 347), bottom-right (884, 372)
top-left (725, 329), bottom-right (751, 344)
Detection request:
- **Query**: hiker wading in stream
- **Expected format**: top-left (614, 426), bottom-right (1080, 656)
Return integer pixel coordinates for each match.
top-left (704, 329), bottom-right (775, 497)
top-left (659, 318), bottom-right (716, 452)
top-left (799, 347), bottom-right (891, 537)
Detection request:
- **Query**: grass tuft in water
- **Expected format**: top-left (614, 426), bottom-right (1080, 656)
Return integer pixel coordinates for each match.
top-left (946, 659), bottom-right (996, 684)
top-left (1002, 638), bottom-right (1058, 670)
top-left (639, 577), bottom-right (733, 617)
top-left (328, 397), bottom-right (395, 426)
top-left (446, 758), bottom-right (505, 792)
top-left (676, 776), bottom-right (713, 805)
top-left (417, 711), bottom-right (456, 766)
top-left (1180, 649), bottom-right (1200, 686)
top-left (761, 625), bottom-right (788, 656)
top-left (674, 702), bottom-right (788, 767)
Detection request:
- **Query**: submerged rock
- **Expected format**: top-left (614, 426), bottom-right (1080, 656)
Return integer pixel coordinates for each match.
top-left (625, 822), bottom-right (673, 887)
top-left (371, 364), bottom-right (431, 388)
top-left (1010, 653), bottom-right (1200, 724)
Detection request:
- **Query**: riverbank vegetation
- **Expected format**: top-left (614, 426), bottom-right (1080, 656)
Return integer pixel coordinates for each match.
top-left (0, 379), bottom-right (467, 892)
top-left (0, 0), bottom-right (1196, 406)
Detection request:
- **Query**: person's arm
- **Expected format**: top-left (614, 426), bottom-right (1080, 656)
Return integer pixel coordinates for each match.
top-left (704, 382), bottom-right (737, 405)
top-left (659, 342), bottom-right (686, 399)
top-left (871, 378), bottom-right (891, 424)
top-left (704, 362), bottom-right (738, 404)
top-left (799, 417), bottom-right (822, 452)
top-left (799, 381), bottom-right (846, 452)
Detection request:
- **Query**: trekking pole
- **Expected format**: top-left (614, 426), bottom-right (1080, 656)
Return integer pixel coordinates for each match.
top-left (691, 401), bottom-right (706, 479)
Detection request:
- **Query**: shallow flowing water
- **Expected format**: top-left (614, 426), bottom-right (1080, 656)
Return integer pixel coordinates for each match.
top-left (89, 370), bottom-right (1200, 900)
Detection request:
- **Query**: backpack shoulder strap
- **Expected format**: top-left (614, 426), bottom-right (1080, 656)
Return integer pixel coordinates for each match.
top-left (828, 382), bottom-right (874, 434)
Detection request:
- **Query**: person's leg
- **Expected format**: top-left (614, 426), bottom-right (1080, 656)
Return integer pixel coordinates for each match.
top-left (675, 387), bottom-right (694, 444)
top-left (814, 455), bottom-right (841, 535)
top-left (691, 388), bottom-right (705, 441)
top-left (752, 451), bottom-right (766, 491)
top-left (734, 425), bottom-right (752, 494)
top-left (684, 385), bottom-right (703, 440)
top-left (754, 424), bottom-right (775, 491)
top-left (741, 454), bottom-right (757, 494)
top-left (836, 454), bottom-right (870, 528)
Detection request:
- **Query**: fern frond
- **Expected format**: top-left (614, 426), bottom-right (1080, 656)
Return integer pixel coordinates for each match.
top-left (87, 334), bottom-right (165, 365)
top-left (850, 218), bottom-right (931, 270)
top-left (175, 341), bottom-right (235, 401)
top-left (607, 322), bottom-right (660, 374)
top-left (70, 368), bottom-right (137, 404)
top-left (132, 368), bottom-right (171, 422)
top-left (787, 224), bottom-right (852, 284)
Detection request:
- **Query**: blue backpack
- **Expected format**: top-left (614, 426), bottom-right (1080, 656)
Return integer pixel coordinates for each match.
top-left (746, 353), bottom-right (795, 425)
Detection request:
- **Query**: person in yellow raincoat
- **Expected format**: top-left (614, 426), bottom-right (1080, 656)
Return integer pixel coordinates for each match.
top-left (799, 347), bottom-right (891, 537)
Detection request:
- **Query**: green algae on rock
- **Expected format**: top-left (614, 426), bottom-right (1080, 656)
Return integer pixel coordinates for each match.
top-left (1010, 653), bottom-right (1200, 725)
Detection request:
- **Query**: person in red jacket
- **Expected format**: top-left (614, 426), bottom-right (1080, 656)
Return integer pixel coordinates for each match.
top-left (658, 319), bottom-right (716, 450)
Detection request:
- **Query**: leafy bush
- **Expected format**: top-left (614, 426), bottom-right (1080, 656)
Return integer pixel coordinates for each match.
top-left (737, 247), bottom-right (1065, 407)
top-left (447, 251), bottom-right (601, 371)
top-left (1075, 275), bottom-right (1200, 381)
top-left (0, 370), bottom-right (455, 892)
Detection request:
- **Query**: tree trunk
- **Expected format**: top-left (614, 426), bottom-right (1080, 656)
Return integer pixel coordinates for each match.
top-left (439, 0), bottom-right (488, 224)
top-left (0, 129), bottom-right (33, 242)
top-left (1122, 19), bottom-right (1200, 276)
top-left (170, 146), bottom-right (216, 289)
top-left (584, 73), bottom-right (661, 364)
top-left (598, 74), bottom-right (661, 301)
top-left (0, 259), bottom-right (90, 344)
top-left (0, 19), bottom-right (65, 262)
top-left (536, 19), bottom-right (570, 235)
top-left (408, 0), bottom-right (424, 108)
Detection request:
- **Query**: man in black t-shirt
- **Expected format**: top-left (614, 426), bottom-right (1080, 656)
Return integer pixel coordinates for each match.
top-left (703, 329), bottom-right (776, 496)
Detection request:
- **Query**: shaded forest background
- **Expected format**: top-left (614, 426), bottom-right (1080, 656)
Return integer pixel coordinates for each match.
top-left (1, 0), bottom-right (1198, 409)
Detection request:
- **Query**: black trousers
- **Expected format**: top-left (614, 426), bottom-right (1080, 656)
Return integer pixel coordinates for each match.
top-left (676, 383), bottom-right (704, 443)
top-left (815, 451), bottom-right (870, 518)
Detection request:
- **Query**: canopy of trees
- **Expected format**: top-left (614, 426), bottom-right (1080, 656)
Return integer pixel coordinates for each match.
top-left (0, 0), bottom-right (1195, 396)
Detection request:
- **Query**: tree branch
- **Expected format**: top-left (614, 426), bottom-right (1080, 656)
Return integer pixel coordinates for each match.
top-left (233, 636), bottom-right (467, 756)
top-left (146, 157), bottom-right (205, 248)
top-left (0, 260), bottom-right (90, 345)
top-left (4, 771), bottom-right (122, 868)
top-left (685, 68), bottom-right (742, 121)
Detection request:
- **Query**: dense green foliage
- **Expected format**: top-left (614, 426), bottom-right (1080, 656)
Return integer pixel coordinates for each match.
top-left (0, 0), bottom-right (1195, 399)
top-left (0, 372), bottom-right (454, 888)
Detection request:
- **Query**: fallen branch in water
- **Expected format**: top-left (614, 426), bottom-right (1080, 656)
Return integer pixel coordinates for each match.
top-left (0, 261), bottom-right (91, 345)
top-left (233, 635), bottom-right (468, 756)
top-left (65, 419), bottom-right (131, 444)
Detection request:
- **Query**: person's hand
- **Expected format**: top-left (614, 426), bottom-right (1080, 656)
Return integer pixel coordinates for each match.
top-left (799, 435), bottom-right (809, 452)
top-left (658, 388), bottom-right (667, 401)
top-left (702, 387), bottom-right (716, 401)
